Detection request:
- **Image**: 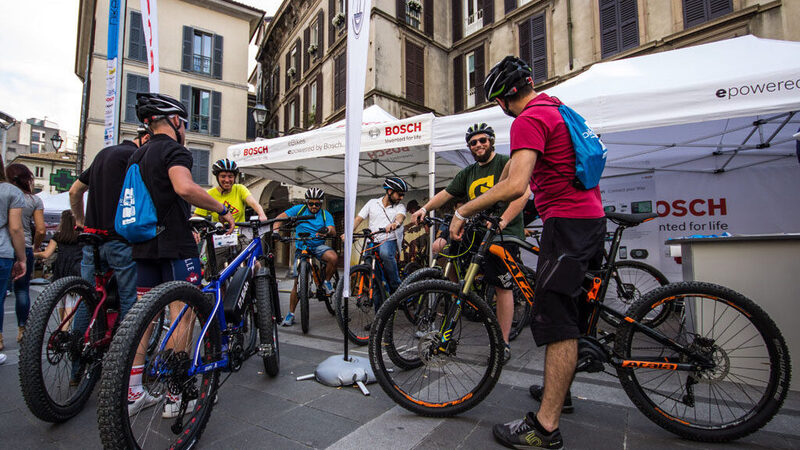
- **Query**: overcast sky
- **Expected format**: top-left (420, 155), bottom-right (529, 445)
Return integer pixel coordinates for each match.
top-left (0, 0), bottom-right (282, 137)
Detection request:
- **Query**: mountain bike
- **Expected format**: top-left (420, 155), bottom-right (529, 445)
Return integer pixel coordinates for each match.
top-left (97, 215), bottom-right (311, 449)
top-left (288, 232), bottom-right (340, 333)
top-left (19, 233), bottom-right (160, 423)
top-left (399, 215), bottom-right (535, 342)
top-left (369, 211), bottom-right (790, 442)
top-left (333, 227), bottom-right (392, 346)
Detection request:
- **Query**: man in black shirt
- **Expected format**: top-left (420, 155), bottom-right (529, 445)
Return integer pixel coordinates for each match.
top-left (70, 126), bottom-right (149, 325)
top-left (127, 93), bottom-right (233, 417)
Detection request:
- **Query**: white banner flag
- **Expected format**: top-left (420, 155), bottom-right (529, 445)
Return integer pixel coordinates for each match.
top-left (103, 0), bottom-right (126, 146)
top-left (342, 0), bottom-right (372, 298)
top-left (140, 0), bottom-right (160, 93)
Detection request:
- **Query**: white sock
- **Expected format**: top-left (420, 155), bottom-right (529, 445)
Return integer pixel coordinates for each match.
top-left (128, 365), bottom-right (145, 400)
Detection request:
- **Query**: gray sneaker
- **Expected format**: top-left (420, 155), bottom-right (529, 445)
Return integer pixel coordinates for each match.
top-left (493, 413), bottom-right (563, 449)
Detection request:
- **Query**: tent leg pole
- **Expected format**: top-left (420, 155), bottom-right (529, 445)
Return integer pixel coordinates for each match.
top-left (428, 145), bottom-right (435, 263)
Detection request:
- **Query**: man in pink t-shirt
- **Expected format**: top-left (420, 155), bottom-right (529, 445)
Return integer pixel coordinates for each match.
top-left (449, 56), bottom-right (605, 449)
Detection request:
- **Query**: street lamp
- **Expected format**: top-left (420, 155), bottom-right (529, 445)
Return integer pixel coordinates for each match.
top-left (252, 103), bottom-right (267, 137)
top-left (51, 132), bottom-right (63, 151)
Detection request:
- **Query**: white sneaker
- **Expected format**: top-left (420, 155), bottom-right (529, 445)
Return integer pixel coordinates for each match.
top-left (281, 313), bottom-right (295, 326)
top-left (128, 390), bottom-right (161, 415)
top-left (324, 281), bottom-right (334, 295)
top-left (162, 396), bottom-right (197, 419)
top-left (0, 353), bottom-right (7, 365)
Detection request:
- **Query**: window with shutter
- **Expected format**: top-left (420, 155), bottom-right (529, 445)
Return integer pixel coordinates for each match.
top-left (464, 0), bottom-right (484, 37)
top-left (683, 0), bottom-right (732, 28)
top-left (600, 0), bottom-right (639, 58)
top-left (504, 0), bottom-right (516, 14)
top-left (329, 0), bottom-right (336, 48)
top-left (405, 40), bottom-right (424, 104)
top-left (181, 26), bottom-right (223, 78)
top-left (453, 54), bottom-right (464, 112)
top-left (303, 84), bottom-right (310, 128)
top-left (474, 45), bottom-right (485, 104)
top-left (315, 72), bottom-right (323, 124)
top-left (465, 50), bottom-right (476, 109)
top-left (189, 149), bottom-right (209, 185)
top-left (519, 13), bottom-right (547, 83)
top-left (424, 0), bottom-right (434, 37)
top-left (188, 88), bottom-right (212, 134)
top-left (212, 34), bottom-right (223, 79)
top-left (334, 52), bottom-right (346, 110)
top-left (210, 91), bottom-right (221, 137)
top-left (452, 0), bottom-right (462, 42)
top-left (129, 11), bottom-right (146, 62)
top-left (316, 11), bottom-right (325, 58)
top-left (294, 39), bottom-right (302, 78)
top-left (304, 27), bottom-right (311, 72)
top-left (125, 74), bottom-right (149, 123)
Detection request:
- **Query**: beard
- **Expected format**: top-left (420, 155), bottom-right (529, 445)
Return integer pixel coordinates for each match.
top-left (471, 146), bottom-right (494, 163)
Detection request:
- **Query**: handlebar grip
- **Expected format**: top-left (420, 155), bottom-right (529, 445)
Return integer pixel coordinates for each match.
top-left (295, 215), bottom-right (315, 221)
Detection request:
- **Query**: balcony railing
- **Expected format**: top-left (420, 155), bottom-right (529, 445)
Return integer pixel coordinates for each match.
top-left (193, 55), bottom-right (211, 74)
top-left (464, 9), bottom-right (483, 36)
top-left (191, 114), bottom-right (210, 133)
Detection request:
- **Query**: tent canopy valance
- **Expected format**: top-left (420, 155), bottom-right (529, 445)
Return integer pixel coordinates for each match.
top-left (431, 36), bottom-right (800, 176)
top-left (228, 105), bottom-right (461, 197)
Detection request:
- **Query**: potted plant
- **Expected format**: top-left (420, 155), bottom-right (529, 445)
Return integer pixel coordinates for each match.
top-left (287, 67), bottom-right (296, 78)
top-left (407, 0), bottom-right (422, 13)
top-left (307, 110), bottom-right (316, 124)
top-left (308, 43), bottom-right (318, 55)
top-left (332, 12), bottom-right (345, 28)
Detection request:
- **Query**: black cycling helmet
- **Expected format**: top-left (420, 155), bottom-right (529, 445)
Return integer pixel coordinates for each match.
top-left (212, 158), bottom-right (239, 176)
top-left (383, 177), bottom-right (408, 193)
top-left (465, 123), bottom-right (495, 143)
top-left (305, 187), bottom-right (325, 200)
top-left (483, 56), bottom-right (534, 102)
top-left (135, 93), bottom-right (188, 123)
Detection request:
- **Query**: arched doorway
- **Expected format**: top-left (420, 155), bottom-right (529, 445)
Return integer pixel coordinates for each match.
top-left (260, 181), bottom-right (292, 266)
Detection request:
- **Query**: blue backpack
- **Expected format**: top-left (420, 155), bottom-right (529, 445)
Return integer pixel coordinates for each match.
top-left (528, 100), bottom-right (607, 190)
top-left (114, 161), bottom-right (160, 243)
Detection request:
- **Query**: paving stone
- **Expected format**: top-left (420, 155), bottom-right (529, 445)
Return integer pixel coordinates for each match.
top-left (265, 404), bottom-right (360, 448)
top-left (202, 424), bottom-right (311, 449)
top-left (304, 382), bottom-right (397, 423)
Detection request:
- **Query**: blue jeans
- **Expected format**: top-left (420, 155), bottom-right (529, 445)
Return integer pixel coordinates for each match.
top-left (6, 247), bottom-right (34, 330)
top-left (0, 257), bottom-right (14, 333)
top-left (72, 240), bottom-right (137, 336)
top-left (378, 239), bottom-right (402, 294)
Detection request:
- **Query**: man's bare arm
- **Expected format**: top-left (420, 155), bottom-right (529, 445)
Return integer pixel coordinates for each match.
top-left (69, 179), bottom-right (89, 227)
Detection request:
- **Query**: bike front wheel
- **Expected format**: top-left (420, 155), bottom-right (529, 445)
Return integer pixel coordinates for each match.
top-left (369, 279), bottom-right (504, 417)
top-left (255, 272), bottom-right (280, 376)
top-left (19, 276), bottom-right (105, 423)
top-left (98, 281), bottom-right (220, 449)
top-left (335, 265), bottom-right (380, 346)
top-left (614, 282), bottom-right (791, 442)
top-left (298, 259), bottom-right (311, 334)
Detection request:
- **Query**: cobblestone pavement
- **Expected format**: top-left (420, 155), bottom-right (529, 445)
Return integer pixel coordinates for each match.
top-left (1, 280), bottom-right (798, 449)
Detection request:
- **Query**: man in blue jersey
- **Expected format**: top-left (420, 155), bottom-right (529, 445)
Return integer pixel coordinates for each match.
top-left (273, 188), bottom-right (338, 326)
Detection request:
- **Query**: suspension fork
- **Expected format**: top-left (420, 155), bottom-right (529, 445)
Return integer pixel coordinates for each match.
top-left (437, 226), bottom-right (497, 353)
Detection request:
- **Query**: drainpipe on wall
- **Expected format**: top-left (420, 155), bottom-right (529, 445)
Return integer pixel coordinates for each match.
top-left (567, 0), bottom-right (574, 71)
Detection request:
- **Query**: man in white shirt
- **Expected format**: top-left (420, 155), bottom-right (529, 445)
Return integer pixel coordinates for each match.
top-left (347, 177), bottom-right (408, 294)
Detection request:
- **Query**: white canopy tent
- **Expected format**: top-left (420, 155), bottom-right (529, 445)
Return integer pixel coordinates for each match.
top-left (228, 105), bottom-right (463, 197)
top-left (431, 35), bottom-right (800, 175)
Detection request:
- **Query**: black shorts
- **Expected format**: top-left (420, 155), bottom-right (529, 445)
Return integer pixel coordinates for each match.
top-left (136, 257), bottom-right (203, 297)
top-left (530, 217), bottom-right (605, 346)
top-left (482, 241), bottom-right (520, 290)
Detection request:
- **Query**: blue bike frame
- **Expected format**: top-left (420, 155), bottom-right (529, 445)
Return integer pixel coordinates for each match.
top-left (156, 236), bottom-right (264, 377)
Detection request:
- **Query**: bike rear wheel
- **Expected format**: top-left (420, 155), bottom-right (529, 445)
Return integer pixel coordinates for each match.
top-left (334, 265), bottom-right (379, 346)
top-left (19, 276), bottom-right (105, 422)
top-left (255, 272), bottom-right (280, 377)
top-left (369, 279), bottom-right (504, 417)
top-left (601, 260), bottom-right (669, 327)
top-left (98, 282), bottom-right (220, 449)
top-left (320, 271), bottom-right (339, 316)
top-left (298, 260), bottom-right (311, 334)
top-left (614, 282), bottom-right (791, 442)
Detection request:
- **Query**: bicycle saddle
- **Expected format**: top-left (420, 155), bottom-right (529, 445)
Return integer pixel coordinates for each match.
top-left (605, 212), bottom-right (658, 227)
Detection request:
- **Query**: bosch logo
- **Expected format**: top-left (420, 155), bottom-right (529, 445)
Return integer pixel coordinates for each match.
top-left (243, 145), bottom-right (269, 156)
top-left (656, 198), bottom-right (727, 217)
top-left (385, 122), bottom-right (422, 136)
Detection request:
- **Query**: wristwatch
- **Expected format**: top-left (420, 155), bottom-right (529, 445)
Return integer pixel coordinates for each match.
top-left (219, 205), bottom-right (229, 216)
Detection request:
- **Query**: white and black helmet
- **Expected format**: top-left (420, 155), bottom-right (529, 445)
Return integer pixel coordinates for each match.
top-left (466, 123), bottom-right (495, 142)
top-left (383, 177), bottom-right (408, 193)
top-left (305, 187), bottom-right (325, 200)
top-left (212, 158), bottom-right (239, 176)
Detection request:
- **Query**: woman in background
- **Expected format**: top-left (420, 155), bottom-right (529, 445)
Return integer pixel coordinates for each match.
top-left (35, 210), bottom-right (82, 327)
top-left (0, 161), bottom-right (28, 351)
top-left (5, 163), bottom-right (45, 343)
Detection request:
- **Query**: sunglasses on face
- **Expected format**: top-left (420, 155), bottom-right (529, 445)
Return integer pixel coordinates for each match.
top-left (469, 137), bottom-right (489, 147)
top-left (307, 201), bottom-right (321, 207)
top-left (177, 117), bottom-right (189, 128)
